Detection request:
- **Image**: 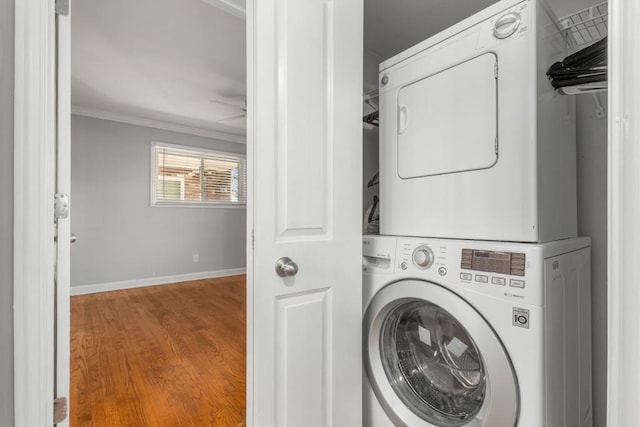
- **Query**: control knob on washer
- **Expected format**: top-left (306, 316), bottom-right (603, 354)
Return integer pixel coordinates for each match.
top-left (412, 246), bottom-right (434, 269)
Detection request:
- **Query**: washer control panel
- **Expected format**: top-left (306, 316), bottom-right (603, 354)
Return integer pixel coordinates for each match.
top-left (391, 237), bottom-right (542, 305)
top-left (461, 248), bottom-right (526, 276)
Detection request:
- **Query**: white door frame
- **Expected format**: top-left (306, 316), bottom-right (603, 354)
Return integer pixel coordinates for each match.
top-left (55, 4), bottom-right (72, 427)
top-left (12, 0), bottom-right (640, 425)
top-left (606, 1), bottom-right (640, 426)
top-left (13, 0), bottom-right (57, 425)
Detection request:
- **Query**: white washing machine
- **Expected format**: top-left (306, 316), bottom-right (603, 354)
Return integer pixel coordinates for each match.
top-left (379, 0), bottom-right (577, 243)
top-left (362, 235), bottom-right (592, 426)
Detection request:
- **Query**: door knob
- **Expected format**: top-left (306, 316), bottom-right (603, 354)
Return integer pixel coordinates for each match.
top-left (275, 257), bottom-right (298, 277)
top-left (70, 233), bottom-right (77, 244)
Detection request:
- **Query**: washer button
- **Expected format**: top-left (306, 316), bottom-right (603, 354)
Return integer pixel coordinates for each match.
top-left (512, 308), bottom-right (530, 329)
top-left (491, 277), bottom-right (506, 286)
top-left (438, 267), bottom-right (447, 276)
top-left (400, 261), bottom-right (408, 270)
top-left (460, 273), bottom-right (472, 281)
top-left (510, 279), bottom-right (525, 288)
top-left (475, 275), bottom-right (489, 283)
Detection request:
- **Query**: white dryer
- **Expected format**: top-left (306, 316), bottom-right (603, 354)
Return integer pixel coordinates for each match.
top-left (379, 0), bottom-right (577, 242)
top-left (362, 235), bottom-right (592, 426)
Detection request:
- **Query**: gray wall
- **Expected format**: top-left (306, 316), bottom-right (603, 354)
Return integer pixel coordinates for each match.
top-left (362, 126), bottom-right (379, 216)
top-left (546, 2), bottom-right (608, 425)
top-left (551, 0), bottom-right (600, 17)
top-left (575, 94), bottom-right (608, 427)
top-left (71, 115), bottom-right (246, 287)
top-left (363, 50), bottom-right (381, 95)
top-left (363, 50), bottom-right (381, 218)
top-left (0, 0), bottom-right (14, 423)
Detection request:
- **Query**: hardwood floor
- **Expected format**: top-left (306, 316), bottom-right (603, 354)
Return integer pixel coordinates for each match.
top-left (70, 275), bottom-right (246, 427)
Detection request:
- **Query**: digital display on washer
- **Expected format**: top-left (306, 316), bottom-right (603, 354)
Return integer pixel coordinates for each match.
top-left (461, 249), bottom-right (525, 276)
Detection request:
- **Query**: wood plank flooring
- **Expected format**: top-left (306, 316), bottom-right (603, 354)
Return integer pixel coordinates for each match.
top-left (70, 275), bottom-right (246, 427)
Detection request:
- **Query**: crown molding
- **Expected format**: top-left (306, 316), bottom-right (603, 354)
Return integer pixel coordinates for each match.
top-left (71, 106), bottom-right (247, 144)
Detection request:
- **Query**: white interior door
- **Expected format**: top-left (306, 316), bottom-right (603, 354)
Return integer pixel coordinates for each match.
top-left (247, 0), bottom-right (363, 425)
top-left (54, 2), bottom-right (71, 425)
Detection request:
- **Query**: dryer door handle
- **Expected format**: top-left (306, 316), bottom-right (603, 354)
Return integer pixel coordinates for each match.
top-left (398, 104), bottom-right (408, 134)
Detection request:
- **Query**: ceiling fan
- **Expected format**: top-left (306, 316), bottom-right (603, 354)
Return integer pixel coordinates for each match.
top-left (209, 98), bottom-right (247, 123)
top-left (201, 0), bottom-right (246, 20)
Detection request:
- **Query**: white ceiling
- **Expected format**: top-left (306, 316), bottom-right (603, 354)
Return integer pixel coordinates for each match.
top-left (71, 0), bottom-right (247, 137)
top-left (71, 0), bottom-right (598, 138)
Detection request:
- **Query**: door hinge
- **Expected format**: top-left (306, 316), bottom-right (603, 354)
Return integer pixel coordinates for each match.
top-left (54, 193), bottom-right (70, 220)
top-left (494, 61), bottom-right (498, 79)
top-left (55, 0), bottom-right (69, 16)
top-left (495, 137), bottom-right (499, 154)
top-left (54, 397), bottom-right (68, 424)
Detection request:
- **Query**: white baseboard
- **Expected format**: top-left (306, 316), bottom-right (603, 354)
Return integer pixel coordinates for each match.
top-left (70, 268), bottom-right (246, 296)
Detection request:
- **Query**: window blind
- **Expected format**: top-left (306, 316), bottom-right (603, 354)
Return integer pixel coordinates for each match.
top-left (151, 143), bottom-right (246, 206)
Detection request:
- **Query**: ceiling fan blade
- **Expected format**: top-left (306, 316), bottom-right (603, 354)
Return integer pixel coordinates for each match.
top-left (217, 113), bottom-right (246, 123)
top-left (209, 99), bottom-right (246, 110)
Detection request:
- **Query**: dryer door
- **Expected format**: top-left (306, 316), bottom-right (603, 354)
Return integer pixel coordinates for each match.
top-left (396, 53), bottom-right (498, 178)
top-left (364, 280), bottom-right (518, 427)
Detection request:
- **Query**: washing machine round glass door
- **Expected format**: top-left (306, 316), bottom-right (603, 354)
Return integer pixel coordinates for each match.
top-left (364, 280), bottom-right (518, 427)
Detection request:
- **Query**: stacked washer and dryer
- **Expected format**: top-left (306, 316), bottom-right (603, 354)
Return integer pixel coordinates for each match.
top-left (363, 0), bottom-right (593, 426)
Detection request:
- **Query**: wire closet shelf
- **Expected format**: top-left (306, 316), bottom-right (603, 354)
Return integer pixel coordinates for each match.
top-left (560, 1), bottom-right (607, 49)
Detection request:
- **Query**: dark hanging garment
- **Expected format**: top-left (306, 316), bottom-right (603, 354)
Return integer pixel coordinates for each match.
top-left (363, 110), bottom-right (379, 126)
top-left (546, 37), bottom-right (607, 89)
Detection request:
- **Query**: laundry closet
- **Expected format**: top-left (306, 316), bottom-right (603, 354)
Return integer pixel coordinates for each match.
top-left (362, 0), bottom-right (607, 425)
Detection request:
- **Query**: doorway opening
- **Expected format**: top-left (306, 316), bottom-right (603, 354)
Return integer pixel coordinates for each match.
top-left (67, 0), bottom-right (248, 424)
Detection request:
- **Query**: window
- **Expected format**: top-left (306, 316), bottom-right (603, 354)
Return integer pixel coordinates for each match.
top-left (151, 142), bottom-right (246, 207)
top-left (157, 176), bottom-right (185, 200)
